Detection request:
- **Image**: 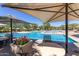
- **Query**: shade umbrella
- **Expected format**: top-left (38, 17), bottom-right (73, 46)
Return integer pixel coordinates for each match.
top-left (0, 16), bottom-right (30, 43)
top-left (2, 3), bottom-right (79, 22)
top-left (0, 16), bottom-right (30, 24)
top-left (2, 3), bottom-right (79, 55)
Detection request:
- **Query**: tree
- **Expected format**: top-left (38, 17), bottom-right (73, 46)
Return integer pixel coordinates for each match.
top-left (43, 23), bottom-right (51, 30)
top-left (30, 23), bottom-right (38, 30)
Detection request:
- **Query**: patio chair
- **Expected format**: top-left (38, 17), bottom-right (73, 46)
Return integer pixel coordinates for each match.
top-left (18, 40), bottom-right (34, 56)
top-left (10, 40), bottom-right (35, 56)
top-left (10, 43), bottom-right (21, 56)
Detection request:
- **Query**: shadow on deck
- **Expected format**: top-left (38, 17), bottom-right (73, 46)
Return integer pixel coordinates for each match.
top-left (0, 41), bottom-right (79, 56)
top-left (0, 45), bottom-right (15, 56)
top-left (54, 41), bottom-right (79, 56)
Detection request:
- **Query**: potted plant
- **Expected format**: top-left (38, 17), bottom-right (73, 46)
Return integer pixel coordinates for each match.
top-left (10, 37), bottom-right (31, 55)
top-left (15, 37), bottom-right (30, 45)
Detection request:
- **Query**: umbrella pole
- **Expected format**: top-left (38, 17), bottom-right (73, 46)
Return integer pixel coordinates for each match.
top-left (65, 3), bottom-right (68, 56)
top-left (10, 18), bottom-right (13, 43)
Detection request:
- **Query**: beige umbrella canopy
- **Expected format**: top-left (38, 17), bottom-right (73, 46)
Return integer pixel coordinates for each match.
top-left (2, 3), bottom-right (79, 23)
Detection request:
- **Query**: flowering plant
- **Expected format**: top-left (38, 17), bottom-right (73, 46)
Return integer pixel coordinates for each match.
top-left (15, 37), bottom-right (30, 45)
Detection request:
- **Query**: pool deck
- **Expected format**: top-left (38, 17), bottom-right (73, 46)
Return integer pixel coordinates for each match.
top-left (0, 41), bottom-right (79, 56)
top-left (33, 42), bottom-right (65, 56)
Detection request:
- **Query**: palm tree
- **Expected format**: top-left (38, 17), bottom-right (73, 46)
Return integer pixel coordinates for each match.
top-left (68, 24), bottom-right (78, 30)
top-left (2, 24), bottom-right (10, 32)
top-left (43, 23), bottom-right (51, 30)
top-left (30, 23), bottom-right (38, 30)
top-left (23, 23), bottom-right (31, 31)
top-left (0, 26), bottom-right (5, 32)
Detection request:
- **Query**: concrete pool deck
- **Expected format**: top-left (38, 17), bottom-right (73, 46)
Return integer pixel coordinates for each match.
top-left (0, 40), bottom-right (79, 56)
top-left (33, 42), bottom-right (65, 56)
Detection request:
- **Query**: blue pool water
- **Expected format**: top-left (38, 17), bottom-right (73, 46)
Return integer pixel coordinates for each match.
top-left (0, 32), bottom-right (76, 43)
top-left (0, 33), bottom-right (6, 37)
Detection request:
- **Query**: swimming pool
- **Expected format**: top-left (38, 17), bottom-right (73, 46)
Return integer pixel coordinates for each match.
top-left (0, 32), bottom-right (76, 43)
top-left (0, 33), bottom-right (6, 37)
top-left (13, 32), bottom-right (76, 43)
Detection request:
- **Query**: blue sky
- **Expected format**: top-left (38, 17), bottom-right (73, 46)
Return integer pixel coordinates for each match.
top-left (0, 4), bottom-right (79, 27)
top-left (0, 5), bottom-right (43, 26)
